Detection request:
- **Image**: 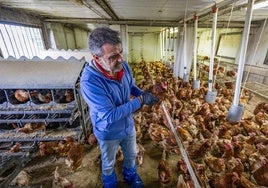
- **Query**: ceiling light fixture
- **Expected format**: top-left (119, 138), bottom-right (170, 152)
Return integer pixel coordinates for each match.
top-left (253, 0), bottom-right (268, 9)
top-left (170, 28), bottom-right (178, 34)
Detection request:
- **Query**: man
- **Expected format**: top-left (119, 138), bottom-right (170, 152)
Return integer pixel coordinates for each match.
top-left (80, 27), bottom-right (158, 188)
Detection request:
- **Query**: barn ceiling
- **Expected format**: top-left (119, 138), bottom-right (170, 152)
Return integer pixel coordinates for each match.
top-left (0, 0), bottom-right (268, 31)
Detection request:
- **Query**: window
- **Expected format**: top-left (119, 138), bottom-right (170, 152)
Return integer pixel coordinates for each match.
top-left (216, 32), bottom-right (242, 59)
top-left (0, 23), bottom-right (45, 59)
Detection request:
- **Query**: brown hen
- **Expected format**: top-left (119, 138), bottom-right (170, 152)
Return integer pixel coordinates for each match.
top-left (39, 141), bottom-right (58, 157)
top-left (30, 90), bottom-right (51, 103)
top-left (56, 137), bottom-right (76, 157)
top-left (204, 155), bottom-right (226, 173)
top-left (209, 172), bottom-right (240, 188)
top-left (253, 102), bottom-right (268, 114)
top-left (226, 157), bottom-right (244, 174)
top-left (176, 174), bottom-right (187, 188)
top-left (186, 138), bottom-right (214, 159)
top-left (252, 162), bottom-right (268, 187)
top-left (158, 150), bottom-right (172, 185)
top-left (235, 173), bottom-right (257, 188)
top-left (136, 143), bottom-right (146, 167)
top-left (87, 133), bottom-right (98, 146)
top-left (10, 170), bottom-right (30, 187)
top-left (64, 90), bottom-right (74, 103)
top-left (53, 166), bottom-right (73, 188)
top-left (14, 89), bottom-right (29, 103)
top-left (177, 158), bottom-right (188, 174)
top-left (65, 141), bottom-right (84, 171)
top-left (7, 142), bottom-right (21, 153)
top-left (17, 122), bottom-right (46, 134)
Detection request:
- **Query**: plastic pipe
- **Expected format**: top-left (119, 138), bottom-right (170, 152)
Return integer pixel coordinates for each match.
top-left (208, 6), bottom-right (217, 92)
top-left (193, 15), bottom-right (198, 81)
top-left (160, 31), bottom-right (163, 61)
top-left (227, 0), bottom-right (254, 122)
top-left (233, 0), bottom-right (254, 106)
top-left (183, 21), bottom-right (187, 76)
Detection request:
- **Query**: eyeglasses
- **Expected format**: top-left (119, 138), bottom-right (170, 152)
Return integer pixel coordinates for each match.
top-left (107, 49), bottom-right (123, 62)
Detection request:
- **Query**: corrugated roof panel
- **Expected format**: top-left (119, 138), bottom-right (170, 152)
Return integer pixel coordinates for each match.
top-left (0, 60), bottom-right (85, 89)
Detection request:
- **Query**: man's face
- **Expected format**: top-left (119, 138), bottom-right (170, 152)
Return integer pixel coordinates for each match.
top-left (94, 43), bottom-right (123, 73)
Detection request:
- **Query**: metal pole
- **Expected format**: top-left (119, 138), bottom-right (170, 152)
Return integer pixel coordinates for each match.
top-left (183, 22), bottom-right (187, 75)
top-left (227, 0), bottom-right (254, 122)
top-left (208, 6), bottom-right (217, 92)
top-left (193, 15), bottom-right (198, 81)
top-left (192, 15), bottom-right (200, 90)
top-left (160, 30), bottom-right (163, 62)
top-left (163, 29), bottom-right (166, 63)
top-left (183, 21), bottom-right (189, 82)
top-left (205, 6), bottom-right (218, 103)
top-left (168, 27), bottom-right (171, 65)
top-left (233, 0), bottom-right (254, 106)
top-left (120, 25), bottom-right (128, 62)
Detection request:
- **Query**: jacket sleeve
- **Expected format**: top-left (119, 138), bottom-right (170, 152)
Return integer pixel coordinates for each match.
top-left (131, 84), bottom-right (143, 97)
top-left (80, 77), bottom-right (142, 126)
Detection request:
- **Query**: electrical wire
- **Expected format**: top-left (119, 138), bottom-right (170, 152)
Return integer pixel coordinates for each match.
top-left (184, 0), bottom-right (189, 21)
top-left (213, 0), bottom-right (235, 84)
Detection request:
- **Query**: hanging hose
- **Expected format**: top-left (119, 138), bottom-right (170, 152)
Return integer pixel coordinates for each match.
top-left (232, 0), bottom-right (254, 106)
top-left (183, 22), bottom-right (188, 76)
top-left (168, 27), bottom-right (171, 66)
top-left (192, 14), bottom-right (201, 90)
top-left (214, 0), bottom-right (236, 83)
top-left (227, 0), bottom-right (255, 122)
top-left (193, 15), bottom-right (198, 81)
top-left (183, 0), bottom-right (189, 80)
top-left (208, 5), bottom-right (218, 92)
top-left (205, 5), bottom-right (218, 103)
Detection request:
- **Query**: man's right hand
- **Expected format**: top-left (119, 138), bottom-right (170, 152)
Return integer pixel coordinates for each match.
top-left (140, 91), bottom-right (159, 105)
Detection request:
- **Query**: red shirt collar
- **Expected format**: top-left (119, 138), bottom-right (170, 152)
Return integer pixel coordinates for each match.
top-left (94, 60), bottom-right (124, 81)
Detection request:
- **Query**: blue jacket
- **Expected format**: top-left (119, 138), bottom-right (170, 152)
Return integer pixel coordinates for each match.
top-left (80, 60), bottom-right (143, 140)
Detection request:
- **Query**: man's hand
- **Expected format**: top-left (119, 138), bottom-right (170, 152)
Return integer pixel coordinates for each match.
top-left (140, 91), bottom-right (159, 105)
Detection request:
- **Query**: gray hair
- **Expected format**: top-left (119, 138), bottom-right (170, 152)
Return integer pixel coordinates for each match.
top-left (88, 27), bottom-right (121, 56)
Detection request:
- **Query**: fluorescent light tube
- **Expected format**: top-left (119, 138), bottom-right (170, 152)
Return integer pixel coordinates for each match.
top-left (253, 0), bottom-right (268, 9)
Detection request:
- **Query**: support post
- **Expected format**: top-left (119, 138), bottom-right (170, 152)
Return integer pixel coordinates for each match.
top-left (227, 0), bottom-right (254, 122)
top-left (192, 15), bottom-right (200, 90)
top-left (205, 6), bottom-right (218, 103)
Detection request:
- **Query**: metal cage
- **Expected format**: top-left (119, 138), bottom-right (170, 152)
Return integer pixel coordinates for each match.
top-left (0, 59), bottom-right (90, 186)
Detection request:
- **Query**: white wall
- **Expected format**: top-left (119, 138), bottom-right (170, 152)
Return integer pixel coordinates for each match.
top-left (197, 29), bottom-right (212, 57)
top-left (128, 32), bottom-right (161, 63)
top-left (143, 33), bottom-right (161, 62)
top-left (128, 34), bottom-right (142, 63)
top-left (197, 28), bottom-right (243, 63)
top-left (196, 22), bottom-right (268, 68)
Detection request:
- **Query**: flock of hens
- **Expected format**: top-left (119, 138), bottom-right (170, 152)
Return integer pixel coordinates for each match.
top-left (3, 60), bottom-right (268, 188)
top-left (4, 89), bottom-right (75, 105)
top-left (130, 61), bottom-right (268, 187)
top-left (1, 89), bottom-right (78, 187)
top-left (8, 136), bottom-right (81, 188)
